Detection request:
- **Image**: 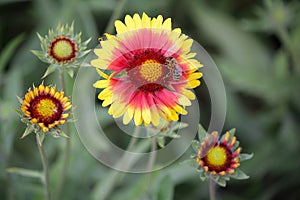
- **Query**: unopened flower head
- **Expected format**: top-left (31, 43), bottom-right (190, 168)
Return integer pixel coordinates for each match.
top-left (188, 127), bottom-right (252, 187)
top-left (91, 13), bottom-right (203, 126)
top-left (32, 22), bottom-right (91, 78)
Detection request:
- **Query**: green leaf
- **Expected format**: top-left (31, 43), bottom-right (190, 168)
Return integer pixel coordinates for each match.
top-left (239, 153), bottom-right (254, 162)
top-left (20, 125), bottom-right (34, 139)
top-left (197, 124), bottom-right (207, 141)
top-left (31, 50), bottom-right (48, 63)
top-left (227, 128), bottom-right (236, 137)
top-left (216, 177), bottom-right (227, 187)
top-left (0, 34), bottom-right (25, 73)
top-left (157, 136), bottom-right (165, 148)
top-left (156, 175), bottom-right (174, 200)
top-left (6, 167), bottom-right (42, 179)
top-left (199, 171), bottom-right (207, 181)
top-left (179, 158), bottom-right (198, 168)
top-left (66, 68), bottom-right (75, 78)
top-left (191, 140), bottom-right (200, 152)
top-left (230, 169), bottom-right (249, 180)
top-left (41, 64), bottom-right (57, 79)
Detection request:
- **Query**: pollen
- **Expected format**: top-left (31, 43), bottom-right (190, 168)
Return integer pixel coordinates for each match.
top-left (139, 59), bottom-right (162, 82)
top-left (206, 146), bottom-right (227, 166)
top-left (36, 99), bottom-right (57, 118)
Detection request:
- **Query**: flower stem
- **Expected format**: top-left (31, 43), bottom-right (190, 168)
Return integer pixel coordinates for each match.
top-left (104, 0), bottom-right (127, 33)
top-left (54, 69), bottom-right (71, 200)
top-left (36, 134), bottom-right (50, 200)
top-left (209, 177), bottom-right (216, 200)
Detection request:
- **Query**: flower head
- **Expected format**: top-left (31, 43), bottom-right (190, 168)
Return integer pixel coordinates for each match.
top-left (187, 126), bottom-right (252, 187)
top-left (32, 22), bottom-right (91, 78)
top-left (91, 13), bottom-right (203, 126)
top-left (18, 83), bottom-right (71, 138)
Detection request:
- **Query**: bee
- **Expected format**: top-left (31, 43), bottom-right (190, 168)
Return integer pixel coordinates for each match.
top-left (163, 56), bottom-right (182, 82)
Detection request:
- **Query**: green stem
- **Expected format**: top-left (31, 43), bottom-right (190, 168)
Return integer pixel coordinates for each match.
top-left (36, 134), bottom-right (50, 200)
top-left (277, 26), bottom-right (300, 74)
top-left (144, 136), bottom-right (157, 194)
top-left (104, 0), bottom-right (127, 33)
top-left (209, 177), bottom-right (216, 200)
top-left (54, 69), bottom-right (71, 200)
top-left (92, 127), bottom-right (143, 200)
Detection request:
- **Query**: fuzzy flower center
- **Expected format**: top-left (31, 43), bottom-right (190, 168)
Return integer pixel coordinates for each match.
top-left (206, 146), bottom-right (227, 166)
top-left (37, 99), bottom-right (57, 118)
top-left (29, 96), bottom-right (63, 125)
top-left (139, 59), bottom-right (162, 82)
top-left (53, 40), bottom-right (73, 58)
top-left (49, 37), bottom-right (77, 63)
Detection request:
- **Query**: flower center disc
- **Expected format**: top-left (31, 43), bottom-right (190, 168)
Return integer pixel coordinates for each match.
top-left (206, 146), bottom-right (227, 166)
top-left (29, 96), bottom-right (63, 125)
top-left (139, 59), bottom-right (162, 82)
top-left (49, 37), bottom-right (77, 63)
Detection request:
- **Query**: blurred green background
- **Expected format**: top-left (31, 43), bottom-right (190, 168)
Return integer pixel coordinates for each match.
top-left (1, 0), bottom-right (300, 199)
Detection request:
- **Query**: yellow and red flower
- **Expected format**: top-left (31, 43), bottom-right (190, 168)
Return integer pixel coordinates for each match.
top-left (91, 13), bottom-right (203, 126)
top-left (188, 127), bottom-right (252, 187)
top-left (19, 83), bottom-right (71, 133)
top-left (196, 131), bottom-right (241, 176)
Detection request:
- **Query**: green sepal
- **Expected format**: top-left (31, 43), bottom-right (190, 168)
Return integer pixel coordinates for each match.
top-left (20, 125), bottom-right (34, 139)
top-left (191, 140), bottom-right (200, 152)
top-left (157, 136), bottom-right (165, 148)
top-left (66, 68), bottom-right (74, 78)
top-left (31, 50), bottom-right (48, 63)
top-left (227, 128), bottom-right (236, 137)
top-left (199, 171), bottom-right (207, 181)
top-left (179, 158), bottom-right (198, 168)
top-left (41, 64), bottom-right (57, 79)
top-left (6, 167), bottom-right (42, 179)
top-left (239, 153), bottom-right (253, 162)
top-left (215, 177), bottom-right (227, 187)
top-left (197, 124), bottom-right (207, 141)
top-left (229, 169), bottom-right (249, 180)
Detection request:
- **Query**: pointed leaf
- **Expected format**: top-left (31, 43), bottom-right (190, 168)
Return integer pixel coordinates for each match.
top-left (230, 169), bottom-right (249, 180)
top-left (31, 50), bottom-right (48, 63)
top-left (179, 158), bottom-right (198, 168)
top-left (157, 136), bottom-right (165, 148)
top-left (216, 177), bottom-right (227, 187)
top-left (66, 68), bottom-right (74, 78)
top-left (20, 125), bottom-right (34, 139)
top-left (58, 129), bottom-right (70, 138)
top-left (6, 167), bottom-right (42, 179)
top-left (227, 128), bottom-right (236, 137)
top-left (41, 65), bottom-right (57, 79)
top-left (239, 153), bottom-right (253, 162)
top-left (197, 124), bottom-right (207, 141)
top-left (199, 171), bottom-right (207, 181)
top-left (192, 140), bottom-right (200, 152)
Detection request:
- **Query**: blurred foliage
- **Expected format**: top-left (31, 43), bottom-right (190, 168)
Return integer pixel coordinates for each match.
top-left (1, 0), bottom-right (300, 199)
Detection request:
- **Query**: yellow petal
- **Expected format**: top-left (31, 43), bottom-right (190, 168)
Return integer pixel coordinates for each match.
top-left (150, 106), bottom-right (160, 126)
top-left (188, 80), bottom-right (201, 88)
top-left (178, 95), bottom-right (191, 106)
top-left (125, 15), bottom-right (135, 30)
top-left (93, 80), bottom-right (109, 88)
top-left (123, 107), bottom-right (134, 125)
top-left (134, 108), bottom-right (142, 126)
top-left (162, 18), bottom-right (172, 30)
top-left (115, 20), bottom-right (127, 34)
top-left (182, 89), bottom-right (196, 100)
top-left (102, 97), bottom-right (112, 107)
top-left (142, 108), bottom-right (151, 124)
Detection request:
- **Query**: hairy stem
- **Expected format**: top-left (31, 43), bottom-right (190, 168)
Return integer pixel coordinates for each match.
top-left (54, 69), bottom-right (71, 200)
top-left (209, 177), bottom-right (216, 200)
top-left (36, 134), bottom-right (50, 200)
